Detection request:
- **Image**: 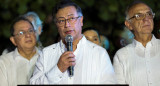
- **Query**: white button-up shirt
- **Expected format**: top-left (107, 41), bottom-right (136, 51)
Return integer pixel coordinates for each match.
top-left (113, 35), bottom-right (160, 86)
top-left (30, 36), bottom-right (116, 84)
top-left (0, 48), bottom-right (40, 86)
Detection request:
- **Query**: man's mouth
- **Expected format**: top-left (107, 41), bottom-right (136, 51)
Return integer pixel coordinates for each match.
top-left (26, 40), bottom-right (32, 43)
top-left (65, 30), bottom-right (73, 34)
top-left (142, 24), bottom-right (151, 28)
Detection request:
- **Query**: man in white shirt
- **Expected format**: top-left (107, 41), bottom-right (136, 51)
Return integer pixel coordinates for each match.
top-left (30, 0), bottom-right (116, 84)
top-left (0, 16), bottom-right (41, 86)
top-left (113, 1), bottom-right (160, 86)
top-left (2, 11), bottom-right (43, 55)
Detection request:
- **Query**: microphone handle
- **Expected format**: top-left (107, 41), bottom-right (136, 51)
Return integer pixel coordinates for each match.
top-left (67, 42), bottom-right (73, 51)
top-left (67, 42), bottom-right (74, 77)
top-left (68, 66), bottom-right (74, 77)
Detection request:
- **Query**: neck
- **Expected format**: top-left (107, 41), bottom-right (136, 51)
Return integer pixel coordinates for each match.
top-left (134, 34), bottom-right (152, 47)
top-left (18, 47), bottom-right (36, 60)
top-left (63, 35), bottom-right (83, 51)
top-left (72, 35), bottom-right (83, 51)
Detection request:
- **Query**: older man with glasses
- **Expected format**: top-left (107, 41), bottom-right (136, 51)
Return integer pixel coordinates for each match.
top-left (0, 16), bottom-right (41, 86)
top-left (113, 1), bottom-right (160, 86)
top-left (30, 0), bottom-right (116, 84)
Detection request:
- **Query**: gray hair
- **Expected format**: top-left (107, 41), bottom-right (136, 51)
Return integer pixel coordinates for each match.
top-left (125, 1), bottom-right (153, 20)
top-left (24, 11), bottom-right (43, 32)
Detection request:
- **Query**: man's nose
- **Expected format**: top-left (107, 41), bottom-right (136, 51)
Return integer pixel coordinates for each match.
top-left (64, 19), bottom-right (70, 27)
top-left (143, 14), bottom-right (150, 21)
top-left (25, 31), bottom-right (31, 37)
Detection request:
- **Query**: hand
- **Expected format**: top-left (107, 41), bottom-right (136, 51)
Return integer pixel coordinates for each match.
top-left (57, 51), bottom-right (76, 72)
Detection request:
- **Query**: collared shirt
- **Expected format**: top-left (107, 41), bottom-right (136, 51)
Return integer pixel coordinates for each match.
top-left (113, 35), bottom-right (160, 86)
top-left (30, 36), bottom-right (116, 84)
top-left (0, 47), bottom-right (40, 86)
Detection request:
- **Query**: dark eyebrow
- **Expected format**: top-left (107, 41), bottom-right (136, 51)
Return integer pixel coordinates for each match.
top-left (57, 17), bottom-right (65, 19)
top-left (146, 11), bottom-right (152, 13)
top-left (30, 27), bottom-right (33, 29)
top-left (134, 13), bottom-right (143, 15)
top-left (56, 14), bottom-right (74, 19)
top-left (93, 36), bottom-right (99, 38)
top-left (57, 14), bottom-right (74, 19)
top-left (29, 28), bottom-right (34, 30)
top-left (68, 14), bottom-right (74, 16)
top-left (68, 14), bottom-right (75, 17)
top-left (17, 29), bottom-right (25, 32)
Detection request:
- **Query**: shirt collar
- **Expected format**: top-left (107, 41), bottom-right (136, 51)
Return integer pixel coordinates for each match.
top-left (13, 47), bottom-right (40, 60)
top-left (77, 35), bottom-right (86, 49)
top-left (150, 35), bottom-right (157, 45)
top-left (132, 35), bottom-right (157, 48)
top-left (60, 40), bottom-right (66, 53)
top-left (59, 35), bottom-right (86, 52)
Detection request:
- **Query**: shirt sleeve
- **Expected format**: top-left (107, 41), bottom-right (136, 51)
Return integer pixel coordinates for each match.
top-left (0, 60), bottom-right (8, 86)
top-left (46, 65), bottom-right (64, 84)
top-left (99, 50), bottom-right (117, 84)
top-left (30, 51), bottom-right (64, 84)
top-left (113, 53), bottom-right (126, 84)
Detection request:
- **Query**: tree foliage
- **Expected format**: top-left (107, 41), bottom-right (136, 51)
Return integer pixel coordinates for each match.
top-left (0, 0), bottom-right (160, 56)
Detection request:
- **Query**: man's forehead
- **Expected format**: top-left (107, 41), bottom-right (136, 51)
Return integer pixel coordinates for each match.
top-left (129, 3), bottom-right (151, 14)
top-left (14, 20), bottom-right (32, 30)
top-left (15, 20), bottom-right (30, 26)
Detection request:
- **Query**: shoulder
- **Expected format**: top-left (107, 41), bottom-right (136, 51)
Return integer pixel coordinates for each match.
top-left (43, 43), bottom-right (59, 52)
top-left (0, 51), bottom-right (14, 60)
top-left (0, 51), bottom-right (14, 66)
top-left (114, 43), bottom-right (133, 60)
top-left (153, 39), bottom-right (160, 50)
top-left (83, 40), bottom-right (111, 63)
top-left (155, 38), bottom-right (160, 44)
top-left (83, 40), bottom-right (109, 61)
top-left (117, 43), bottom-right (133, 54)
top-left (40, 43), bottom-right (60, 59)
top-left (151, 35), bottom-right (160, 46)
top-left (85, 40), bottom-right (107, 53)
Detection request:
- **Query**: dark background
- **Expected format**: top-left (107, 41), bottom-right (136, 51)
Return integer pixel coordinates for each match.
top-left (0, 0), bottom-right (160, 60)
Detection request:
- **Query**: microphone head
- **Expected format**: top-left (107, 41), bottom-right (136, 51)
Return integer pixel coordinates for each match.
top-left (65, 35), bottom-right (73, 43)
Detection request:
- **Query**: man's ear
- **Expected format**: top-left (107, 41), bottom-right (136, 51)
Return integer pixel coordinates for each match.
top-left (125, 20), bottom-right (133, 31)
top-left (80, 16), bottom-right (83, 26)
top-left (10, 36), bottom-right (17, 46)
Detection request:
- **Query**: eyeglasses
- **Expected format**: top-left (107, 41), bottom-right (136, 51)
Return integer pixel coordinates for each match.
top-left (128, 12), bottom-right (155, 20)
top-left (55, 16), bottom-right (81, 26)
top-left (13, 29), bottom-right (35, 37)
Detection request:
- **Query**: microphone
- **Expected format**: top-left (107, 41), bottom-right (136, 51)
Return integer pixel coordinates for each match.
top-left (65, 34), bottom-right (74, 77)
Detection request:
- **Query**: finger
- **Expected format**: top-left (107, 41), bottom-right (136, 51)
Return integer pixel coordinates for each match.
top-left (62, 53), bottom-right (75, 60)
top-left (61, 51), bottom-right (74, 58)
top-left (63, 51), bottom-right (73, 55)
top-left (69, 61), bottom-right (76, 66)
top-left (68, 57), bottom-right (76, 62)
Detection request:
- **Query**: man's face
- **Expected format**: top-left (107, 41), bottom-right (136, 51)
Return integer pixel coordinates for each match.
top-left (126, 3), bottom-right (154, 35)
top-left (55, 6), bottom-right (83, 42)
top-left (83, 30), bottom-right (100, 45)
top-left (10, 20), bottom-right (36, 51)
